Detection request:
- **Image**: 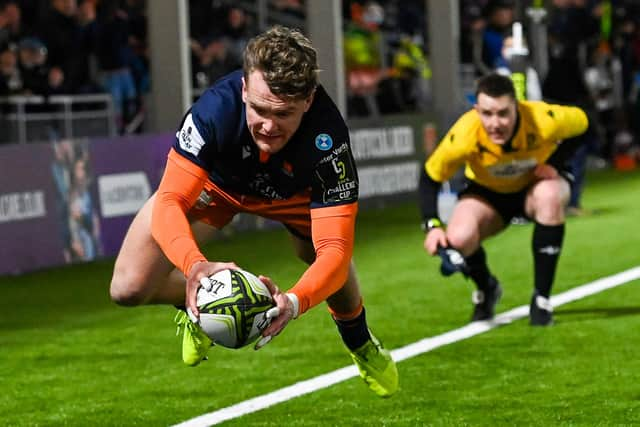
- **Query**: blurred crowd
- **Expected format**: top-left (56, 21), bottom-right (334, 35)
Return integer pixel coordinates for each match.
top-left (0, 0), bottom-right (148, 134)
top-left (188, 0), bottom-right (304, 92)
top-left (2, 0), bottom-right (640, 172)
top-left (342, 0), bottom-right (431, 117)
top-left (460, 0), bottom-right (640, 213)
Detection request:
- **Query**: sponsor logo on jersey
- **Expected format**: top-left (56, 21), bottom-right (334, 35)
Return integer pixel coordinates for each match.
top-left (317, 146), bottom-right (359, 204)
top-left (326, 180), bottom-right (357, 201)
top-left (176, 114), bottom-right (205, 156)
top-left (487, 158), bottom-right (537, 178)
top-left (315, 133), bottom-right (333, 151)
top-left (247, 173), bottom-right (285, 200)
top-left (318, 142), bottom-right (349, 164)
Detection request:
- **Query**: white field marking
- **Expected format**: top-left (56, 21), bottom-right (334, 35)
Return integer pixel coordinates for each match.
top-left (173, 266), bottom-right (640, 427)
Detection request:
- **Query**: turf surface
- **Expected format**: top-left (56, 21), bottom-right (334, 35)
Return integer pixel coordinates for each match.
top-left (1, 168), bottom-right (639, 426)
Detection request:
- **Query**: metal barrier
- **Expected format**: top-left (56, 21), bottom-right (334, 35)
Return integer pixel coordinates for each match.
top-left (0, 94), bottom-right (117, 144)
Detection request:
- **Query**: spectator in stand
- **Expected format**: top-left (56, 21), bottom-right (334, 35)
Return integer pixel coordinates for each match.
top-left (189, 1), bottom-right (226, 89)
top-left (95, 0), bottom-right (138, 134)
top-left (18, 37), bottom-right (65, 95)
top-left (0, 0), bottom-right (22, 48)
top-left (343, 1), bottom-right (388, 116)
top-left (36, 0), bottom-right (98, 94)
top-left (459, 0), bottom-right (488, 66)
top-left (476, 0), bottom-right (515, 75)
top-left (191, 36), bottom-right (236, 90)
top-left (190, 5), bottom-right (253, 91)
top-left (15, 0), bottom-right (42, 36)
top-left (0, 43), bottom-right (23, 95)
top-left (543, 0), bottom-right (600, 216)
top-left (121, 0), bottom-right (148, 131)
top-left (222, 7), bottom-right (252, 71)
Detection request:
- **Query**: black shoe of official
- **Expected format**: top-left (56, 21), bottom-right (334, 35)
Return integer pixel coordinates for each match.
top-left (529, 293), bottom-right (554, 326)
top-left (470, 277), bottom-right (502, 321)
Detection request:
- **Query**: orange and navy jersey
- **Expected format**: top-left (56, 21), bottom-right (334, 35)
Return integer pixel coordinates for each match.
top-left (426, 100), bottom-right (588, 193)
top-left (173, 70), bottom-right (359, 208)
top-left (152, 70), bottom-right (359, 315)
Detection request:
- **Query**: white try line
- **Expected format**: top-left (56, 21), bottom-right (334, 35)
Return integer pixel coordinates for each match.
top-left (174, 266), bottom-right (640, 427)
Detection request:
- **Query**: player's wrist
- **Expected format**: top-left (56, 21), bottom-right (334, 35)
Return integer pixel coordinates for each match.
top-left (285, 293), bottom-right (299, 319)
top-left (185, 258), bottom-right (207, 277)
top-left (421, 217), bottom-right (443, 233)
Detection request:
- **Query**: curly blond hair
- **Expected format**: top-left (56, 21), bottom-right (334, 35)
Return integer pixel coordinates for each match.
top-left (243, 25), bottom-right (319, 100)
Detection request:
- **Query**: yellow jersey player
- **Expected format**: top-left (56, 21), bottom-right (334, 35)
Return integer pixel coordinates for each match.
top-left (419, 73), bottom-right (590, 325)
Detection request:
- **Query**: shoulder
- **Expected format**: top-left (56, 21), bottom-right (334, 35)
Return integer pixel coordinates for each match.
top-left (192, 70), bottom-right (244, 127)
top-left (449, 109), bottom-right (482, 136)
top-left (297, 85), bottom-right (350, 151)
top-left (306, 85), bottom-right (348, 131)
top-left (519, 100), bottom-right (584, 125)
top-left (174, 70), bottom-right (246, 161)
top-left (189, 70), bottom-right (246, 144)
top-left (433, 110), bottom-right (481, 156)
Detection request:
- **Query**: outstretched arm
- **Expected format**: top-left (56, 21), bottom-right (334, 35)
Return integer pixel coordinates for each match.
top-left (152, 149), bottom-right (208, 275)
top-left (152, 148), bottom-right (238, 316)
top-left (257, 203), bottom-right (357, 347)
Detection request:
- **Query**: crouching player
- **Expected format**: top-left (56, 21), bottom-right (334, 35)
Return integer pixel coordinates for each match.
top-left (419, 73), bottom-right (590, 326)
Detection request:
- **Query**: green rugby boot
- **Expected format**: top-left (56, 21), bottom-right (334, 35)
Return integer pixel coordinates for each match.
top-left (350, 333), bottom-right (399, 397)
top-left (174, 310), bottom-right (213, 366)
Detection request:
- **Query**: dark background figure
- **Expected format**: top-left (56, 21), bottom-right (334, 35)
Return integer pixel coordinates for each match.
top-left (35, 0), bottom-right (98, 94)
top-left (222, 6), bottom-right (252, 71)
top-left (459, 0), bottom-right (487, 65)
top-left (18, 36), bottom-right (65, 95)
top-left (0, 0), bottom-right (22, 48)
top-left (94, 0), bottom-right (138, 134)
top-left (542, 0), bottom-right (600, 216)
top-left (478, 0), bottom-right (515, 73)
top-left (189, 3), bottom-right (254, 92)
top-left (120, 0), bottom-right (148, 132)
top-left (0, 43), bottom-right (23, 95)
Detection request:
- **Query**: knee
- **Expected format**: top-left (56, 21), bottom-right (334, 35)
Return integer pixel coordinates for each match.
top-left (530, 182), bottom-right (569, 223)
top-left (536, 187), bottom-right (567, 209)
top-left (109, 267), bottom-right (148, 306)
top-left (446, 227), bottom-right (478, 253)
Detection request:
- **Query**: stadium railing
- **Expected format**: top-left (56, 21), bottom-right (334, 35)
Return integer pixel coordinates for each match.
top-left (0, 94), bottom-right (117, 144)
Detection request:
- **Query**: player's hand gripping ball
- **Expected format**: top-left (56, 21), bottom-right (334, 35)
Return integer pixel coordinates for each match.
top-left (196, 269), bottom-right (275, 348)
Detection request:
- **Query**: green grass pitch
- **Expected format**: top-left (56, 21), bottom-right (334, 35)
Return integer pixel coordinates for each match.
top-left (1, 168), bottom-right (639, 426)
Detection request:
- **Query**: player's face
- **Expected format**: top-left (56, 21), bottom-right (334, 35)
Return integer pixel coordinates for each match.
top-left (242, 70), bottom-right (314, 154)
top-left (475, 93), bottom-right (517, 145)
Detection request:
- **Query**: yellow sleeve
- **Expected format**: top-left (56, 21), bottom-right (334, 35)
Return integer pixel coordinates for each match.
top-left (542, 104), bottom-right (589, 141)
top-left (425, 110), bottom-right (477, 182)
